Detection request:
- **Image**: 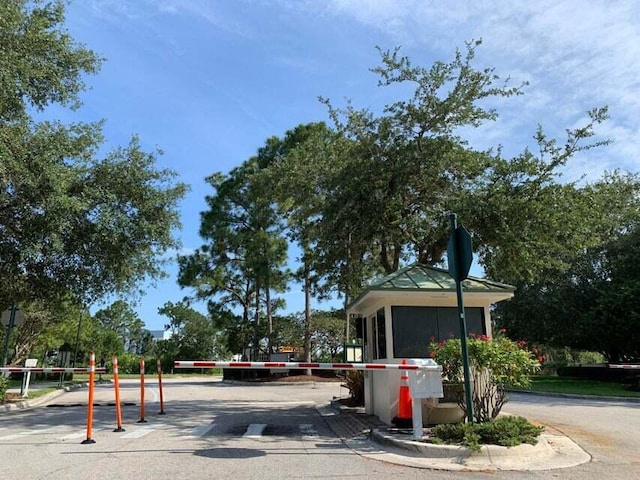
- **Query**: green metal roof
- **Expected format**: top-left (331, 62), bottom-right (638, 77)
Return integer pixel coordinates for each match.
top-left (348, 263), bottom-right (515, 308)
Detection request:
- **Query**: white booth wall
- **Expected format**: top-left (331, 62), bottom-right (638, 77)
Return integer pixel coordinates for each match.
top-left (359, 294), bottom-right (494, 425)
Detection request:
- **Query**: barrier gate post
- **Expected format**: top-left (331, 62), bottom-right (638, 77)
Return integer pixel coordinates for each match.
top-left (157, 358), bottom-right (165, 415)
top-left (113, 356), bottom-right (125, 432)
top-left (81, 352), bottom-right (96, 444)
top-left (137, 358), bottom-right (147, 423)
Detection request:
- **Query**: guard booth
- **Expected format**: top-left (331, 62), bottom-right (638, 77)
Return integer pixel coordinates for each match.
top-left (346, 263), bottom-right (515, 425)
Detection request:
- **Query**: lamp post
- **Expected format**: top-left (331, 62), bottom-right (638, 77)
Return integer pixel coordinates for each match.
top-left (1, 303), bottom-right (18, 367)
top-left (72, 308), bottom-right (84, 368)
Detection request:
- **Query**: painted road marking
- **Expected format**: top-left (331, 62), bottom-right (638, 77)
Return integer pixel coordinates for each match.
top-left (243, 423), bottom-right (266, 438)
top-left (120, 424), bottom-right (163, 439)
top-left (0, 426), bottom-right (63, 441)
top-left (180, 423), bottom-right (216, 439)
top-left (147, 387), bottom-right (159, 403)
top-left (58, 424), bottom-right (110, 440)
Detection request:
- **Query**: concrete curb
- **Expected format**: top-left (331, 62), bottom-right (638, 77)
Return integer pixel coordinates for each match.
top-left (0, 382), bottom-right (89, 413)
top-left (509, 389), bottom-right (640, 403)
top-left (0, 388), bottom-right (66, 412)
top-left (319, 401), bottom-right (591, 471)
top-left (360, 428), bottom-right (591, 471)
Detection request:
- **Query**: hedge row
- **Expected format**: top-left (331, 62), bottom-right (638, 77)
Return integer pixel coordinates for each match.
top-left (556, 366), bottom-right (640, 382)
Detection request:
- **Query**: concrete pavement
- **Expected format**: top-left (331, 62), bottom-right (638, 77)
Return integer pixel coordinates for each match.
top-left (2, 379), bottom-right (593, 472)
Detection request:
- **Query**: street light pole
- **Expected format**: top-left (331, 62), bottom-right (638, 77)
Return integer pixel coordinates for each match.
top-left (72, 308), bottom-right (83, 368)
top-left (2, 303), bottom-right (17, 367)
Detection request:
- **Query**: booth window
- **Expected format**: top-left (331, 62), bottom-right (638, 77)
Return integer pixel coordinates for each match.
top-left (391, 306), bottom-right (485, 358)
top-left (374, 307), bottom-right (387, 359)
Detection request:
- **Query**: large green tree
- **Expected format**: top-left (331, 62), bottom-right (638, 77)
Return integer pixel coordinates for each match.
top-left (157, 301), bottom-right (227, 367)
top-left (94, 300), bottom-right (146, 354)
top-left (0, 0), bottom-right (100, 122)
top-left (0, 1), bottom-right (186, 365)
top-left (498, 198), bottom-right (640, 362)
top-left (316, 42), bottom-right (618, 287)
top-left (320, 42), bottom-right (527, 274)
top-left (178, 41), bottom-right (638, 365)
top-left (310, 310), bottom-right (347, 362)
top-left (260, 123), bottom-right (377, 361)
top-left (178, 156), bottom-right (289, 356)
top-left (272, 43), bottom-right (637, 360)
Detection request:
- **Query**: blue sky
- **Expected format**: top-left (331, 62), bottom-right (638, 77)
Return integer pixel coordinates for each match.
top-left (59, 1), bottom-right (640, 331)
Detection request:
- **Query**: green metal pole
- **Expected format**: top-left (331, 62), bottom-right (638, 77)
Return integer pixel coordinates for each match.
top-left (455, 278), bottom-right (475, 423)
top-left (2, 302), bottom-right (17, 367)
top-left (450, 215), bottom-right (474, 424)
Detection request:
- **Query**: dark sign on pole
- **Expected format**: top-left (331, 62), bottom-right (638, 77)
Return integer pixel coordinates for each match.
top-left (447, 214), bottom-right (475, 423)
top-left (447, 220), bottom-right (473, 282)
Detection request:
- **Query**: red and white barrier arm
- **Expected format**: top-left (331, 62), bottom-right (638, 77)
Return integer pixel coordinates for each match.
top-left (0, 367), bottom-right (107, 374)
top-left (608, 364), bottom-right (640, 369)
top-left (173, 361), bottom-right (441, 371)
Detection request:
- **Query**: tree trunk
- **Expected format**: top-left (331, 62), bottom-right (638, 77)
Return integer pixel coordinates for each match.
top-left (252, 278), bottom-right (260, 361)
top-left (266, 274), bottom-right (273, 354)
top-left (304, 259), bottom-right (312, 375)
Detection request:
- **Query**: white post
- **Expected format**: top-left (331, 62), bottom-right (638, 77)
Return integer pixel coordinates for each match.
top-left (407, 358), bottom-right (443, 440)
top-left (412, 397), bottom-right (423, 440)
top-left (22, 359), bottom-right (38, 398)
top-left (22, 371), bottom-right (31, 398)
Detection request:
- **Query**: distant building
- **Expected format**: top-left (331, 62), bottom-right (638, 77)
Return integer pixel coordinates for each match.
top-left (149, 330), bottom-right (172, 341)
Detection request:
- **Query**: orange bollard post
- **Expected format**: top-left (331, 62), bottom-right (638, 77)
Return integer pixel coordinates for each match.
top-left (81, 352), bottom-right (97, 444)
top-left (137, 358), bottom-right (147, 423)
top-left (157, 358), bottom-right (165, 415)
top-left (112, 356), bottom-right (125, 432)
top-left (392, 359), bottom-right (413, 428)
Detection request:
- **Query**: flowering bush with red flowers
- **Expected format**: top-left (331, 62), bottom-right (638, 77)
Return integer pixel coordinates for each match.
top-left (429, 334), bottom-right (539, 422)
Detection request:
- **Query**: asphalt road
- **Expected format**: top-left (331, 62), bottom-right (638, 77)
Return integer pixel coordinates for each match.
top-left (0, 378), bottom-right (638, 480)
top-left (502, 392), bottom-right (640, 480)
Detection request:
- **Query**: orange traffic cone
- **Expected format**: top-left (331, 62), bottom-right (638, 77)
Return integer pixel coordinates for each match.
top-left (392, 359), bottom-right (413, 428)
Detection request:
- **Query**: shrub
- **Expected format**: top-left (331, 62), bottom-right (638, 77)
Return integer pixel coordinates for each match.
top-left (474, 416), bottom-right (544, 447)
top-left (342, 370), bottom-right (364, 406)
top-left (0, 375), bottom-right (8, 402)
top-left (116, 353), bottom-right (142, 374)
top-left (537, 346), bottom-right (605, 370)
top-left (431, 416), bottom-right (544, 452)
top-left (430, 422), bottom-right (480, 451)
top-left (430, 335), bottom-right (539, 422)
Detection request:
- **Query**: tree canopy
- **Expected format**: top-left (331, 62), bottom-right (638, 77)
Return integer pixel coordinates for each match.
top-left (498, 219), bottom-right (640, 362)
top-left (0, 1), bottom-right (187, 365)
top-left (156, 301), bottom-right (228, 367)
top-left (181, 42), bottom-right (638, 361)
top-left (0, 1), bottom-right (187, 308)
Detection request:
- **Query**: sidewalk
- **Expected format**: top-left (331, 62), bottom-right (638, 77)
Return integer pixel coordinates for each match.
top-left (0, 380), bottom-right (102, 412)
top-left (1, 384), bottom-right (70, 412)
top-left (319, 402), bottom-right (591, 472)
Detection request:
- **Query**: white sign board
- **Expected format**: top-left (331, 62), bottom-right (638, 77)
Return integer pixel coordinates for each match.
top-left (407, 358), bottom-right (444, 399)
top-left (1, 309), bottom-right (25, 327)
top-left (408, 371), bottom-right (444, 398)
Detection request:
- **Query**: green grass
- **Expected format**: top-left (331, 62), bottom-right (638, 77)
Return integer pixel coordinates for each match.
top-left (22, 387), bottom-right (58, 399)
top-left (516, 375), bottom-right (640, 398)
